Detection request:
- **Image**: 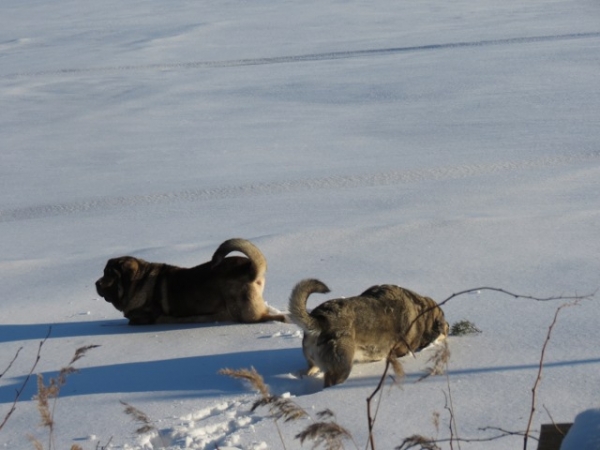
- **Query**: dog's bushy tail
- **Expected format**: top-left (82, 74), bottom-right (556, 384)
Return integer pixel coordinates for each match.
top-left (211, 238), bottom-right (267, 280)
top-left (288, 279), bottom-right (331, 334)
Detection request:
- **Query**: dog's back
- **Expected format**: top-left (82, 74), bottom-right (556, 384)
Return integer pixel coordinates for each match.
top-left (359, 284), bottom-right (448, 355)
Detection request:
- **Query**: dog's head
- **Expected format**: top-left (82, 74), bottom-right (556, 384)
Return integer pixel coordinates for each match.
top-left (422, 306), bottom-right (449, 347)
top-left (95, 256), bottom-right (143, 312)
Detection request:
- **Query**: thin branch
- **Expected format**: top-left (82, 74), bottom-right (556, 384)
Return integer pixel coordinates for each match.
top-left (523, 300), bottom-right (580, 450)
top-left (442, 366), bottom-right (461, 450)
top-left (0, 327), bottom-right (51, 431)
top-left (397, 427), bottom-right (538, 450)
top-left (542, 404), bottom-right (568, 437)
top-left (479, 426), bottom-right (539, 441)
top-left (393, 288), bottom-right (593, 385)
top-left (365, 356), bottom-right (393, 450)
top-left (387, 287), bottom-right (594, 450)
top-left (0, 347), bottom-right (23, 379)
top-left (439, 287), bottom-right (595, 308)
top-left (447, 363), bottom-right (460, 450)
top-left (273, 420), bottom-right (288, 450)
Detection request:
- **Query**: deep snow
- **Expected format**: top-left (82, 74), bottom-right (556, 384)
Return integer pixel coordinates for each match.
top-left (1, 0), bottom-right (599, 449)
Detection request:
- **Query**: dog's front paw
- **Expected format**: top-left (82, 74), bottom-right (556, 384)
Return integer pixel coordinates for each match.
top-left (126, 309), bottom-right (157, 325)
top-left (306, 365), bottom-right (322, 377)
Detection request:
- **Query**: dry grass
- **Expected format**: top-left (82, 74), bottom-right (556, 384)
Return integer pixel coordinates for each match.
top-left (296, 420), bottom-right (353, 450)
top-left (419, 341), bottom-right (450, 381)
top-left (0, 329), bottom-right (52, 432)
top-left (219, 366), bottom-right (308, 423)
top-left (396, 435), bottom-right (441, 450)
top-left (28, 344), bottom-right (100, 450)
top-left (220, 367), bottom-right (355, 450)
top-left (121, 401), bottom-right (156, 435)
top-left (449, 320), bottom-right (481, 336)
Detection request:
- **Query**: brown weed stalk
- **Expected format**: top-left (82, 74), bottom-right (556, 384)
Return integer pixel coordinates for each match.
top-left (523, 300), bottom-right (580, 450)
top-left (396, 435), bottom-right (441, 450)
top-left (119, 401), bottom-right (169, 448)
top-left (220, 367), bottom-right (308, 449)
top-left (219, 367), bottom-right (307, 422)
top-left (296, 421), bottom-right (352, 450)
top-left (220, 367), bottom-right (356, 450)
top-left (121, 401), bottom-right (156, 435)
top-left (365, 349), bottom-right (406, 450)
top-left (31, 344), bottom-right (99, 449)
top-left (0, 328), bottom-right (51, 432)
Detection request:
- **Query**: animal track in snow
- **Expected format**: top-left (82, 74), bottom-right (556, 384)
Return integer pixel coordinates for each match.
top-left (3, 32), bottom-right (599, 78)
top-left (136, 399), bottom-right (267, 450)
top-left (1, 150), bottom-right (598, 223)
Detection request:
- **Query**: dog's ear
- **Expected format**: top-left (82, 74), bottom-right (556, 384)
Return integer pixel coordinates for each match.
top-left (104, 257), bottom-right (141, 296)
top-left (118, 257), bottom-right (141, 278)
top-left (100, 259), bottom-right (123, 285)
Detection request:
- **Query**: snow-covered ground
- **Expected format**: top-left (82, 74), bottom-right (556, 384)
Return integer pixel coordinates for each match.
top-left (1, 0), bottom-right (599, 448)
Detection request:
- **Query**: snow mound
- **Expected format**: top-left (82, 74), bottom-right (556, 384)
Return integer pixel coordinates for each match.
top-left (560, 408), bottom-right (600, 450)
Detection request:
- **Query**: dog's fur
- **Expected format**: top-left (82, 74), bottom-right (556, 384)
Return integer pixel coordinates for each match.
top-left (96, 238), bottom-right (286, 325)
top-left (288, 279), bottom-right (449, 387)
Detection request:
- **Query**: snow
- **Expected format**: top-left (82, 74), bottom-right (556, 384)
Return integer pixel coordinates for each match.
top-left (1, 0), bottom-right (599, 449)
top-left (561, 409), bottom-right (600, 450)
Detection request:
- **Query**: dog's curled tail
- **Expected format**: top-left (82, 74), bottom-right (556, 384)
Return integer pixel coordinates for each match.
top-left (288, 279), bottom-right (331, 334)
top-left (211, 238), bottom-right (267, 280)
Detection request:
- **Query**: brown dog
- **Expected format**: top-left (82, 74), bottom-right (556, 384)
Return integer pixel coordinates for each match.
top-left (96, 238), bottom-right (286, 325)
top-left (288, 279), bottom-right (448, 387)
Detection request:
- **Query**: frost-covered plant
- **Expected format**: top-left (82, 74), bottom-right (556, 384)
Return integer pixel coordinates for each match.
top-left (449, 320), bottom-right (481, 336)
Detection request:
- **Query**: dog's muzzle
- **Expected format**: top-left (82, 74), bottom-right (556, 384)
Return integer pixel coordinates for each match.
top-left (95, 278), bottom-right (108, 299)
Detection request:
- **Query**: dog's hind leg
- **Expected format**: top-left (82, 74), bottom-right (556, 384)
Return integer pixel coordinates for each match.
top-left (322, 336), bottom-right (355, 387)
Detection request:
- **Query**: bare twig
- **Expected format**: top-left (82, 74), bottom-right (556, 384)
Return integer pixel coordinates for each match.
top-left (523, 300), bottom-right (580, 449)
top-left (0, 346), bottom-right (23, 379)
top-left (96, 436), bottom-right (113, 449)
top-left (0, 327), bottom-right (51, 431)
top-left (391, 287), bottom-right (594, 389)
top-left (365, 354), bottom-right (405, 450)
top-left (439, 287), bottom-right (595, 307)
top-left (418, 341), bottom-right (450, 382)
top-left (542, 404), bottom-right (568, 437)
top-left (380, 287), bottom-right (593, 450)
top-left (396, 427), bottom-right (538, 449)
top-left (479, 425), bottom-right (538, 440)
top-left (365, 356), bottom-right (392, 450)
top-left (408, 287), bottom-right (594, 361)
top-left (442, 372), bottom-right (461, 450)
top-left (396, 435), bottom-right (441, 450)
